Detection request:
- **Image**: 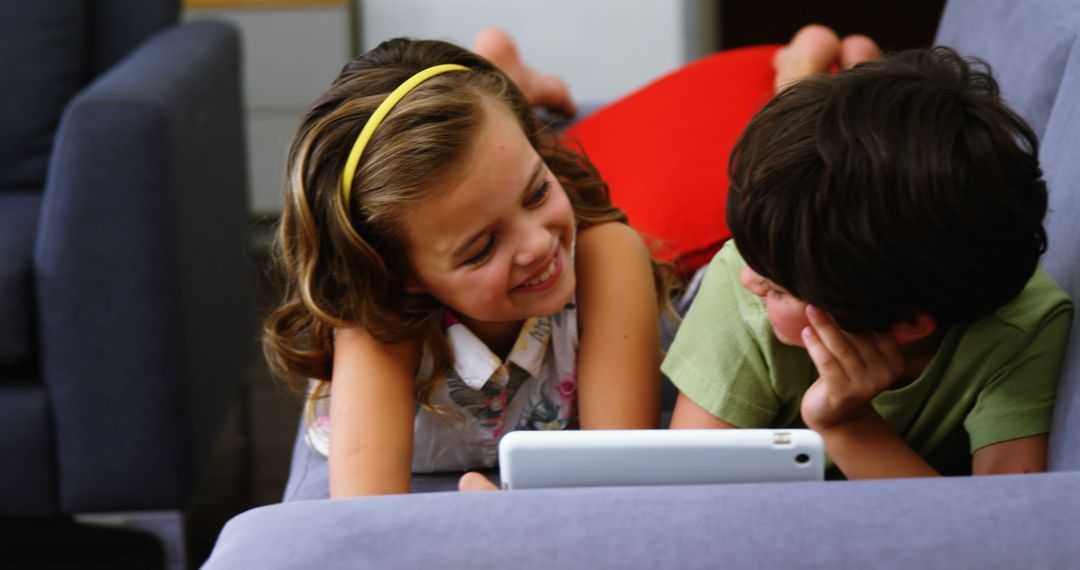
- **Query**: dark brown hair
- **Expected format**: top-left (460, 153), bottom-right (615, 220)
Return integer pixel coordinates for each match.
top-left (728, 46), bottom-right (1047, 332)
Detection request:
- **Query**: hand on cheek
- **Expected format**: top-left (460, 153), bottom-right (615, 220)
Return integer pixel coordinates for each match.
top-left (458, 471), bottom-right (500, 492)
top-left (799, 305), bottom-right (905, 431)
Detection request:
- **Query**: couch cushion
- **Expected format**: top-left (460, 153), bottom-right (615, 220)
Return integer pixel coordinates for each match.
top-left (208, 473), bottom-right (1080, 570)
top-left (0, 1), bottom-right (87, 190)
top-left (565, 45), bottom-right (778, 275)
top-left (935, 0), bottom-right (1075, 139)
top-left (0, 193), bottom-right (42, 370)
top-left (87, 0), bottom-right (178, 77)
top-left (0, 380), bottom-right (57, 518)
top-left (1040, 38), bottom-right (1080, 471)
top-left (938, 0), bottom-right (1080, 472)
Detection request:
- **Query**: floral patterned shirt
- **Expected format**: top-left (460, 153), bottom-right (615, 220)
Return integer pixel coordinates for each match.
top-left (306, 298), bottom-right (579, 472)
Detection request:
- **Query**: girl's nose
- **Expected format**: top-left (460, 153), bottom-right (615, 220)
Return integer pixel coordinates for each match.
top-left (514, 219), bottom-right (550, 267)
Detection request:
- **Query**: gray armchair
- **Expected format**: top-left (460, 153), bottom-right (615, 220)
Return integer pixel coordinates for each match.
top-left (0, 0), bottom-right (252, 562)
top-left (204, 0), bottom-right (1080, 567)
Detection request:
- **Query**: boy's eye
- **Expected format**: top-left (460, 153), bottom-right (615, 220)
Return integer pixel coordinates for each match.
top-left (525, 180), bottom-right (550, 207)
top-left (463, 236), bottom-right (495, 266)
top-left (765, 285), bottom-right (783, 297)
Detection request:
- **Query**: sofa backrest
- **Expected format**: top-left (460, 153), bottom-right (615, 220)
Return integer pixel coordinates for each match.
top-left (87, 0), bottom-right (179, 78)
top-left (0, 0), bottom-right (177, 191)
top-left (937, 0), bottom-right (1080, 470)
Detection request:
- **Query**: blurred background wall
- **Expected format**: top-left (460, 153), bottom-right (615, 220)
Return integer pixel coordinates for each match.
top-left (184, 0), bottom-right (942, 218)
top-left (184, 0), bottom-right (715, 216)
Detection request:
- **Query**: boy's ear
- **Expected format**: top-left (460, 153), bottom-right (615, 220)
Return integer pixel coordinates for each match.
top-left (403, 278), bottom-right (426, 295)
top-left (889, 312), bottom-right (937, 346)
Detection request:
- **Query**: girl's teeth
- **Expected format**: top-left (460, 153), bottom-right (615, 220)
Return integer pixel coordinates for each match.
top-left (523, 260), bottom-right (556, 286)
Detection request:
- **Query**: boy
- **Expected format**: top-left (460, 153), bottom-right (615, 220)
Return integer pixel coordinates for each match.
top-left (664, 40), bottom-right (1074, 478)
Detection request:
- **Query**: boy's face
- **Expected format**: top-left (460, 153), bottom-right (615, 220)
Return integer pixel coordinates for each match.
top-left (739, 264), bottom-right (810, 347)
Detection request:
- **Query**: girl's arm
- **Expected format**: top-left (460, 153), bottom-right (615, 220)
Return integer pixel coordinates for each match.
top-left (328, 327), bottom-right (421, 497)
top-left (574, 222), bottom-right (661, 428)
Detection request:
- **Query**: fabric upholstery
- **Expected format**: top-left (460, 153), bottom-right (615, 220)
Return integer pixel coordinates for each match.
top-left (0, 193), bottom-right (41, 369)
top-left (936, 0), bottom-right (1080, 471)
top-left (208, 473), bottom-right (1080, 569)
top-left (41, 89), bottom-right (189, 512)
top-left (0, 0), bottom-right (250, 524)
top-left (935, 0), bottom-right (1076, 139)
top-left (0, 381), bottom-right (56, 519)
top-left (1039, 44), bottom-right (1080, 470)
top-left (87, 0), bottom-right (179, 77)
top-left (565, 45), bottom-right (778, 274)
top-left (282, 425), bottom-right (330, 502)
top-left (0, 1), bottom-right (87, 190)
top-left (37, 21), bottom-right (249, 513)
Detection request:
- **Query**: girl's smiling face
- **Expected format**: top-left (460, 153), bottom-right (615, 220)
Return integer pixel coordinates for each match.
top-left (400, 101), bottom-right (576, 331)
top-left (739, 264), bottom-right (810, 347)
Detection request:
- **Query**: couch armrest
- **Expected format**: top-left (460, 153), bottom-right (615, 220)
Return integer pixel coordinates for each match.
top-left (36, 20), bottom-right (253, 514)
top-left (206, 473), bottom-right (1080, 569)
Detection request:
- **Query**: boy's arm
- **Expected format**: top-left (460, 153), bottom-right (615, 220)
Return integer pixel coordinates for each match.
top-left (803, 304), bottom-right (1058, 478)
top-left (799, 305), bottom-right (941, 478)
top-left (815, 413), bottom-right (939, 478)
top-left (821, 417), bottom-right (1049, 478)
top-left (328, 327), bottom-right (420, 497)
top-left (670, 393), bottom-right (740, 429)
top-left (663, 243), bottom-right (784, 431)
top-left (972, 434), bottom-right (1048, 474)
top-left (574, 222), bottom-right (661, 428)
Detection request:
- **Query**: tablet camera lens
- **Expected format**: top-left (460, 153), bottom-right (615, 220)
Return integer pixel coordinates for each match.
top-left (795, 453), bottom-right (810, 465)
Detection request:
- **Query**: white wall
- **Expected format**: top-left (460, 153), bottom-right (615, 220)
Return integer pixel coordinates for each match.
top-left (186, 1), bottom-right (713, 214)
top-left (185, 6), bottom-right (352, 215)
top-left (360, 0), bottom-right (704, 105)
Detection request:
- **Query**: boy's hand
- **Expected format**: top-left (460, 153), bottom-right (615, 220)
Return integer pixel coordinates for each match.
top-left (799, 305), bottom-right (905, 430)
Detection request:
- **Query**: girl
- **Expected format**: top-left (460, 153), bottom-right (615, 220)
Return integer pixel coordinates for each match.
top-left (263, 36), bottom-right (672, 497)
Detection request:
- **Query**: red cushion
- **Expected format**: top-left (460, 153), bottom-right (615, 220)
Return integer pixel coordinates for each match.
top-left (566, 45), bottom-right (781, 275)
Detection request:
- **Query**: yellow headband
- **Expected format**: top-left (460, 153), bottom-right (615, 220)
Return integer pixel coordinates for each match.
top-left (340, 63), bottom-right (470, 208)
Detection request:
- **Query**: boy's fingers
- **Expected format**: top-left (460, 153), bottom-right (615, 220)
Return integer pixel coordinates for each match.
top-left (851, 330), bottom-right (902, 375)
top-left (802, 326), bottom-right (845, 382)
top-left (806, 305), bottom-right (864, 371)
top-left (842, 329), bottom-right (885, 369)
top-left (874, 333), bottom-right (906, 378)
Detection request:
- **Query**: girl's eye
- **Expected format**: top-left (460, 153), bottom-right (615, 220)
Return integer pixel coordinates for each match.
top-left (525, 180), bottom-right (551, 207)
top-left (463, 236), bottom-right (495, 266)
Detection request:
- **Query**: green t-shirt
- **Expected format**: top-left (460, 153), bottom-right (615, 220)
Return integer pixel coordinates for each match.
top-left (662, 241), bottom-right (1074, 476)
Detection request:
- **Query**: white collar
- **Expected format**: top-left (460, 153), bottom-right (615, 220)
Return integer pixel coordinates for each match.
top-left (444, 314), bottom-right (553, 390)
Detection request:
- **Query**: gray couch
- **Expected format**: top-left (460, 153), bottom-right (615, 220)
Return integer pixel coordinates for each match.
top-left (204, 0), bottom-right (1080, 567)
top-left (0, 0), bottom-right (252, 553)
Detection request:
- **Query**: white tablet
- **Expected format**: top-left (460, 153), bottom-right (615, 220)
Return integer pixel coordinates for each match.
top-left (498, 429), bottom-right (824, 490)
